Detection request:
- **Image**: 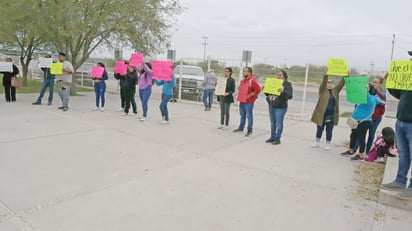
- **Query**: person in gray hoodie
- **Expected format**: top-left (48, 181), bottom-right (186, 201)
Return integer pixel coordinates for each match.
top-left (202, 70), bottom-right (217, 111)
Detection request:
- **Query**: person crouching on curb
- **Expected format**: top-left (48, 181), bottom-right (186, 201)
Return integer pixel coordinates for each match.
top-left (233, 67), bottom-right (261, 137)
top-left (264, 70), bottom-right (293, 145)
top-left (310, 68), bottom-right (346, 150)
top-left (92, 62), bottom-right (108, 112)
top-left (154, 74), bottom-right (176, 125)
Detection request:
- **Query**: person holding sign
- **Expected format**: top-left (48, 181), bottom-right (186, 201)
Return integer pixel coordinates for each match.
top-left (310, 69), bottom-right (346, 150)
top-left (154, 74), bottom-right (176, 124)
top-left (55, 52), bottom-right (74, 111)
top-left (115, 64), bottom-right (138, 116)
top-left (341, 83), bottom-right (379, 160)
top-left (381, 55), bottom-right (412, 200)
top-left (233, 67), bottom-right (261, 137)
top-left (32, 52), bottom-right (55, 105)
top-left (0, 57), bottom-right (19, 102)
top-left (114, 61), bottom-right (129, 111)
top-left (91, 63), bottom-right (108, 112)
top-left (137, 63), bottom-right (153, 121)
top-left (264, 70), bottom-right (293, 145)
top-left (201, 70), bottom-right (217, 111)
top-left (217, 67), bottom-right (236, 130)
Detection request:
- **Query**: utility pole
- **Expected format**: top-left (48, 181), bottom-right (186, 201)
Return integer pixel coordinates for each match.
top-left (370, 61), bottom-right (375, 77)
top-left (202, 36), bottom-right (208, 61)
top-left (390, 34), bottom-right (396, 61)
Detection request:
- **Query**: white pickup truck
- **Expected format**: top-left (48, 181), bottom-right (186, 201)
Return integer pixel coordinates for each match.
top-left (173, 65), bottom-right (205, 99)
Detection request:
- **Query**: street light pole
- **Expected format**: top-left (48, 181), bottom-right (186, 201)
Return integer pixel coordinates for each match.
top-left (202, 36), bottom-right (208, 60)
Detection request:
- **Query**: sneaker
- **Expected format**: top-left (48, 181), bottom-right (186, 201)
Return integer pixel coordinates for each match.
top-left (133, 113), bottom-right (138, 116)
top-left (117, 108), bottom-right (124, 112)
top-left (381, 181), bottom-right (406, 191)
top-left (62, 107), bottom-right (68, 112)
top-left (323, 146), bottom-right (331, 151)
top-left (32, 101), bottom-right (41, 105)
top-left (245, 132), bottom-right (252, 137)
top-left (395, 188), bottom-right (412, 200)
top-left (122, 113), bottom-right (128, 116)
top-left (272, 140), bottom-right (281, 145)
top-left (350, 154), bottom-right (363, 160)
top-left (233, 128), bottom-right (243, 133)
top-left (160, 120), bottom-right (170, 125)
top-left (266, 138), bottom-right (274, 143)
top-left (311, 143), bottom-right (320, 148)
top-left (217, 125), bottom-right (224, 129)
top-left (100, 108), bottom-right (104, 112)
top-left (47, 101), bottom-right (52, 106)
top-left (222, 126), bottom-right (229, 130)
top-left (341, 150), bottom-right (354, 156)
top-left (58, 106), bottom-right (65, 110)
top-left (139, 117), bottom-right (146, 121)
top-left (92, 107), bottom-right (99, 111)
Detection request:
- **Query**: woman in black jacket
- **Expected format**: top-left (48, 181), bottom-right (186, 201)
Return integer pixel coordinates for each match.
top-left (114, 63), bottom-right (138, 116)
top-left (1, 57), bottom-right (20, 102)
top-left (217, 67), bottom-right (236, 130)
top-left (265, 70), bottom-right (293, 145)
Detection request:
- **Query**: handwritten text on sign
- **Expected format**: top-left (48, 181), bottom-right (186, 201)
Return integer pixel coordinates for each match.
top-left (152, 60), bottom-right (173, 80)
top-left (0, 62), bottom-right (12, 72)
top-left (115, 61), bottom-right (128, 75)
top-left (386, 60), bottom-right (412, 90)
top-left (50, 63), bottom-right (63, 75)
top-left (39, 58), bottom-right (52, 68)
top-left (263, 78), bottom-right (283, 95)
top-left (327, 58), bottom-right (348, 76)
top-left (237, 81), bottom-right (249, 103)
top-left (344, 76), bottom-right (369, 104)
top-left (215, 77), bottom-right (227, 95)
top-left (91, 66), bottom-right (105, 78)
top-left (129, 53), bottom-right (144, 67)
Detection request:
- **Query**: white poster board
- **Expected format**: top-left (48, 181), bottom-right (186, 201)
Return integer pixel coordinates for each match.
top-left (215, 77), bottom-right (227, 96)
top-left (39, 58), bottom-right (53, 68)
top-left (0, 62), bottom-right (13, 72)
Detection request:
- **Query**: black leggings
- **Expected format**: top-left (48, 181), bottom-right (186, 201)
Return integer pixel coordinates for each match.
top-left (349, 121), bottom-right (371, 153)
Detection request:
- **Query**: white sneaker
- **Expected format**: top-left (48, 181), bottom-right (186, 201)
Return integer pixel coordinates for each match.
top-left (311, 143), bottom-right (320, 148)
top-left (375, 157), bottom-right (385, 163)
top-left (160, 120), bottom-right (169, 125)
top-left (139, 117), bottom-right (146, 121)
top-left (217, 125), bottom-right (224, 129)
top-left (92, 107), bottom-right (98, 111)
top-left (117, 108), bottom-right (124, 112)
top-left (222, 126), bottom-right (229, 130)
top-left (133, 113), bottom-right (138, 116)
top-left (121, 113), bottom-right (128, 116)
top-left (324, 146), bottom-right (331, 151)
top-left (100, 108), bottom-right (104, 112)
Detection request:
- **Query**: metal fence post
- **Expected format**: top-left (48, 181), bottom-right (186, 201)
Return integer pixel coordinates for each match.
top-left (179, 59), bottom-right (183, 100)
top-left (301, 63), bottom-right (309, 120)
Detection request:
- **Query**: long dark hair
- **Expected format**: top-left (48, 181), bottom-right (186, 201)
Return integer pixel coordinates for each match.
top-left (225, 67), bottom-right (233, 76)
top-left (279, 70), bottom-right (288, 80)
top-left (382, 127), bottom-right (395, 148)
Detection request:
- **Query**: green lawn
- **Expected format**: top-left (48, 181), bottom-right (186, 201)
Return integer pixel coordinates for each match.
top-left (0, 79), bottom-right (93, 94)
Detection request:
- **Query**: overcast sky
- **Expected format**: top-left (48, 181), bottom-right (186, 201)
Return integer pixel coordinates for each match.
top-left (163, 0), bottom-right (412, 72)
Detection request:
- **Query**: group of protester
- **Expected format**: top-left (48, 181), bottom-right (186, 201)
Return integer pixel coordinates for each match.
top-left (2, 51), bottom-right (411, 200)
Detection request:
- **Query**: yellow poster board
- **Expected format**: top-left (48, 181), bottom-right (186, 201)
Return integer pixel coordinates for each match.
top-left (386, 60), bottom-right (412, 90)
top-left (263, 78), bottom-right (283, 95)
top-left (50, 63), bottom-right (63, 75)
top-left (327, 58), bottom-right (348, 76)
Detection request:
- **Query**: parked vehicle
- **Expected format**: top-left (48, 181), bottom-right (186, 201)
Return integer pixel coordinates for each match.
top-left (173, 65), bottom-right (205, 100)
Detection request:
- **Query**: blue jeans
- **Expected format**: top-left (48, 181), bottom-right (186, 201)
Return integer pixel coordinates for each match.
top-left (203, 89), bottom-right (215, 109)
top-left (395, 120), bottom-right (412, 189)
top-left (353, 117), bottom-right (382, 153)
top-left (57, 81), bottom-right (70, 108)
top-left (269, 107), bottom-right (287, 140)
top-left (239, 102), bottom-right (254, 132)
top-left (37, 78), bottom-right (54, 103)
top-left (160, 94), bottom-right (172, 121)
top-left (94, 82), bottom-right (106, 108)
top-left (139, 86), bottom-right (152, 117)
top-left (316, 120), bottom-right (334, 141)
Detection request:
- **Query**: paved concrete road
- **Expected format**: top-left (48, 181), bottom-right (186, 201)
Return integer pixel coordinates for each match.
top-left (0, 89), bottom-right (411, 231)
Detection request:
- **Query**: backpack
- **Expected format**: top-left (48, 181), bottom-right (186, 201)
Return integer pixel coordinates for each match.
top-left (249, 77), bottom-right (258, 98)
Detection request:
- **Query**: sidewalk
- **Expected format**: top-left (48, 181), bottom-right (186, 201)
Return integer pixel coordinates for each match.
top-left (0, 90), bottom-right (411, 231)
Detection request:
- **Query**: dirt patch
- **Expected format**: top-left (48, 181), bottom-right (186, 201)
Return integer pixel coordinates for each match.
top-left (352, 162), bottom-right (385, 202)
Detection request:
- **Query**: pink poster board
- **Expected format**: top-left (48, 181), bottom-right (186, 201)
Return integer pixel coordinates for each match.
top-left (152, 60), bottom-right (173, 80)
top-left (115, 61), bottom-right (128, 75)
top-left (237, 81), bottom-right (249, 103)
top-left (129, 53), bottom-right (144, 67)
top-left (90, 66), bottom-right (105, 78)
